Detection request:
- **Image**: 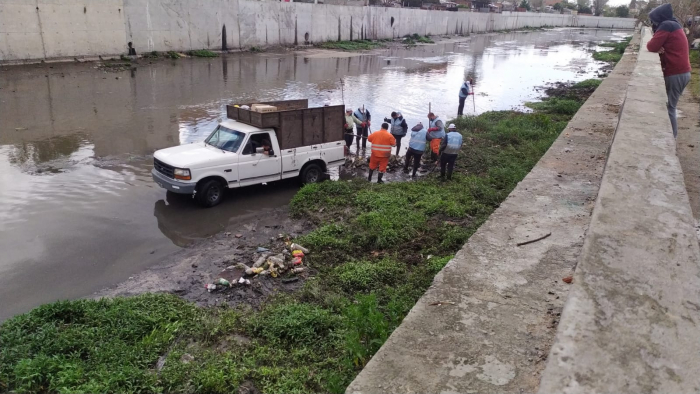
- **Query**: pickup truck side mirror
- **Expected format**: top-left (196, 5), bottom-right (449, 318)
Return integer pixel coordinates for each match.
top-left (255, 147), bottom-right (264, 154)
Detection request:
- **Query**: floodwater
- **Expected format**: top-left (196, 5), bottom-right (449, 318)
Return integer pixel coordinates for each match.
top-left (0, 28), bottom-right (630, 320)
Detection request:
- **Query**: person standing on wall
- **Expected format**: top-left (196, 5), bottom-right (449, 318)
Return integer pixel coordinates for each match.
top-left (354, 107), bottom-right (372, 151)
top-left (426, 112), bottom-right (445, 162)
top-left (646, 3), bottom-right (692, 140)
top-left (384, 111), bottom-right (408, 155)
top-left (404, 122), bottom-right (428, 179)
top-left (367, 123), bottom-right (396, 184)
top-left (439, 123), bottom-right (463, 181)
top-left (344, 108), bottom-right (363, 150)
top-left (458, 78), bottom-right (474, 116)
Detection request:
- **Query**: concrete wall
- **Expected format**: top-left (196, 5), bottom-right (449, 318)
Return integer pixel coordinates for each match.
top-left (538, 27), bottom-right (700, 393)
top-left (0, 0), bottom-right (636, 62)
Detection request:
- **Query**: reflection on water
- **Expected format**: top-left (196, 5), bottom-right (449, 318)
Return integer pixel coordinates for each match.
top-left (0, 28), bottom-right (630, 320)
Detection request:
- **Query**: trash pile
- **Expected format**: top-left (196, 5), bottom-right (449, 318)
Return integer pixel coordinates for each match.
top-left (344, 155), bottom-right (405, 173)
top-left (205, 242), bottom-right (310, 293)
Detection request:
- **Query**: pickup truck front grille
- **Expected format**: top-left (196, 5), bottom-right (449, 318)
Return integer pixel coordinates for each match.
top-left (154, 158), bottom-right (174, 178)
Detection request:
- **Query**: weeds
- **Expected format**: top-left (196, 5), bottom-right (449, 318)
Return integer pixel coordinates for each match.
top-left (188, 49), bottom-right (219, 58)
top-left (165, 51), bottom-right (181, 59)
top-left (593, 36), bottom-right (632, 64)
top-left (319, 40), bottom-right (384, 51)
top-left (403, 34), bottom-right (434, 46)
top-left (142, 51), bottom-right (159, 59)
top-left (572, 79), bottom-right (602, 89)
top-left (0, 75), bottom-right (599, 393)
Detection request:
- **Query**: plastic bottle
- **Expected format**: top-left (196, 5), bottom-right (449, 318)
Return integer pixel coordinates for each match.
top-left (216, 278), bottom-right (231, 287)
top-left (290, 243), bottom-right (309, 254)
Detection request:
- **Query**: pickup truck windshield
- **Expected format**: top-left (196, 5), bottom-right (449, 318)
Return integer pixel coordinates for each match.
top-left (205, 126), bottom-right (245, 152)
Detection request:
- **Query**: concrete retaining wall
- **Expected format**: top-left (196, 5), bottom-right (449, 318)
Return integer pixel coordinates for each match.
top-left (538, 27), bottom-right (700, 393)
top-left (0, 0), bottom-right (636, 62)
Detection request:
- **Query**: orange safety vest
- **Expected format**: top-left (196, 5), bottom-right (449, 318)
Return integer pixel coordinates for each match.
top-left (367, 129), bottom-right (396, 158)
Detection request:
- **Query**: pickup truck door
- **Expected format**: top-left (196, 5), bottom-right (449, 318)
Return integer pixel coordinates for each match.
top-left (238, 131), bottom-right (282, 187)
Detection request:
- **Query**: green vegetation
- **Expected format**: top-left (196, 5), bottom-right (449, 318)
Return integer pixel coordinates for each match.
top-left (403, 33), bottom-right (434, 46)
top-left (1, 80), bottom-right (598, 393)
top-left (593, 36), bottom-right (632, 64)
top-left (119, 54), bottom-right (132, 62)
top-left (319, 40), bottom-right (384, 51)
top-left (165, 51), bottom-right (181, 59)
top-left (572, 79), bottom-right (602, 89)
top-left (249, 46), bottom-right (264, 53)
top-left (690, 50), bottom-right (699, 100)
top-left (188, 49), bottom-right (219, 58)
top-left (142, 51), bottom-right (159, 59)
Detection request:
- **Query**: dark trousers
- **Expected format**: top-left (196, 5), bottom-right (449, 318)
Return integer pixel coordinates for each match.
top-left (440, 153), bottom-right (458, 179)
top-left (391, 133), bottom-right (404, 155)
top-left (344, 131), bottom-right (354, 147)
top-left (404, 148), bottom-right (423, 176)
top-left (458, 96), bottom-right (466, 116)
top-left (357, 126), bottom-right (369, 149)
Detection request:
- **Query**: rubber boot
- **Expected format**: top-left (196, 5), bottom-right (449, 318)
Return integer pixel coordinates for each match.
top-left (377, 172), bottom-right (385, 184)
top-left (403, 156), bottom-right (410, 173)
top-left (368, 169), bottom-right (374, 182)
top-left (447, 168), bottom-right (453, 181)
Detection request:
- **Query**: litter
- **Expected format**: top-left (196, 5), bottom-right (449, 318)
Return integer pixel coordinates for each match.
top-left (257, 247), bottom-right (270, 253)
top-left (516, 232), bottom-right (551, 247)
top-left (292, 256), bottom-right (303, 266)
top-left (282, 277), bottom-right (299, 284)
top-left (238, 277), bottom-right (251, 285)
top-left (253, 255), bottom-right (267, 268)
top-left (216, 278), bottom-right (231, 287)
top-left (562, 275), bottom-right (573, 284)
top-left (268, 255), bottom-right (285, 268)
top-left (290, 243), bottom-right (309, 254)
top-left (252, 267), bottom-right (264, 275)
top-left (429, 301), bottom-right (456, 306)
top-left (291, 267), bottom-right (305, 274)
top-left (205, 284), bottom-right (218, 292)
top-left (292, 250), bottom-right (305, 257)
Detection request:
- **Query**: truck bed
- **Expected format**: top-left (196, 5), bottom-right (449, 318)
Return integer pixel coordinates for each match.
top-left (226, 99), bottom-right (344, 150)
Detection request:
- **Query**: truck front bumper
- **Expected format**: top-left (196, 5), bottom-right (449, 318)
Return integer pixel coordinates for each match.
top-left (152, 169), bottom-right (196, 195)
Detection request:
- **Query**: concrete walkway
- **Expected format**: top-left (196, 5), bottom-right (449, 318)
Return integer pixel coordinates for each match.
top-left (346, 34), bottom-right (640, 393)
top-left (538, 28), bottom-right (700, 393)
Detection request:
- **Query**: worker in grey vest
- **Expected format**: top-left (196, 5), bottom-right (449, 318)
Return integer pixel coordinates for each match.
top-left (404, 122), bottom-right (428, 178)
top-left (439, 123), bottom-right (463, 181)
top-left (384, 111), bottom-right (408, 155)
top-left (353, 107), bottom-right (371, 150)
top-left (458, 79), bottom-right (473, 116)
top-left (426, 112), bottom-right (445, 162)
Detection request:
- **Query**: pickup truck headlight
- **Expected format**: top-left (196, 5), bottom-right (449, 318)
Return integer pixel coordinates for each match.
top-left (174, 168), bottom-right (191, 180)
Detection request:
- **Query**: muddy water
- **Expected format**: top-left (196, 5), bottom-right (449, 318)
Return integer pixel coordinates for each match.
top-left (0, 28), bottom-right (630, 320)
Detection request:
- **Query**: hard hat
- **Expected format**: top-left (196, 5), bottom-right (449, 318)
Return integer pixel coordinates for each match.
top-left (448, 123), bottom-right (457, 129)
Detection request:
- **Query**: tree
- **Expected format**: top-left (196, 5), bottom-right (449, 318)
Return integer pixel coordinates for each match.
top-left (553, 2), bottom-right (563, 10)
top-left (592, 0), bottom-right (609, 15)
top-left (519, 0), bottom-right (531, 10)
top-left (628, 0), bottom-right (637, 9)
top-left (616, 5), bottom-right (630, 16)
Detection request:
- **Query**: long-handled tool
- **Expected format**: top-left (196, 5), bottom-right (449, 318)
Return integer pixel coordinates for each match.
top-left (471, 79), bottom-right (476, 113)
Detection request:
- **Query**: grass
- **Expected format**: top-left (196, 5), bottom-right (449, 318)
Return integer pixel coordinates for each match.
top-left (188, 49), bottom-right (219, 58)
top-left (0, 80), bottom-right (596, 393)
top-left (319, 40), bottom-right (384, 51)
top-left (593, 36), bottom-right (632, 64)
top-left (165, 51), bottom-right (181, 59)
top-left (572, 79), bottom-right (602, 89)
top-left (402, 34), bottom-right (434, 46)
top-left (690, 50), bottom-right (699, 100)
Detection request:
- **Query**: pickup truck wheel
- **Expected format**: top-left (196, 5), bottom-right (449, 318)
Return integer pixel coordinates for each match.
top-left (196, 179), bottom-right (224, 208)
top-left (301, 163), bottom-right (322, 185)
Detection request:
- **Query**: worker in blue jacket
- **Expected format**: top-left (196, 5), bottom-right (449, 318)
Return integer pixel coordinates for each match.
top-left (439, 123), bottom-right (463, 180)
top-left (403, 122), bottom-right (428, 179)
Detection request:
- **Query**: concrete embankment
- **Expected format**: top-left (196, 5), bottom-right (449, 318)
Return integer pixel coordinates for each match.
top-left (0, 0), bottom-right (635, 63)
top-left (346, 33), bottom-right (640, 394)
top-left (538, 27), bottom-right (700, 393)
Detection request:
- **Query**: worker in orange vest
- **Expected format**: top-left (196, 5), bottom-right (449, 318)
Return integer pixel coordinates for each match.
top-left (367, 123), bottom-right (396, 184)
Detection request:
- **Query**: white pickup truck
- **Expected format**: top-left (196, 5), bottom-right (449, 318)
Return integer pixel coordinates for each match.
top-left (152, 100), bottom-right (346, 207)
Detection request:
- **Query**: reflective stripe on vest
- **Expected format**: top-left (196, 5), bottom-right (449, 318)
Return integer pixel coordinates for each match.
top-left (443, 132), bottom-right (463, 155)
top-left (409, 129), bottom-right (427, 151)
top-left (354, 110), bottom-right (367, 122)
top-left (371, 144), bottom-right (393, 157)
top-left (390, 117), bottom-right (405, 135)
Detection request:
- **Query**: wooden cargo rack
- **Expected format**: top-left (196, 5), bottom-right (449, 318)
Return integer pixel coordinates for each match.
top-left (226, 99), bottom-right (345, 150)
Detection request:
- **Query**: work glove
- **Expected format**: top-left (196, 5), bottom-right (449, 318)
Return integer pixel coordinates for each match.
top-left (384, 117), bottom-right (391, 123)
top-left (428, 127), bottom-right (439, 132)
top-left (367, 120), bottom-right (371, 126)
top-left (361, 122), bottom-right (367, 127)
top-left (344, 123), bottom-right (350, 129)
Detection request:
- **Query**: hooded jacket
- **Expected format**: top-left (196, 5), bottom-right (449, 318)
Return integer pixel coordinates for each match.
top-left (646, 3), bottom-right (691, 77)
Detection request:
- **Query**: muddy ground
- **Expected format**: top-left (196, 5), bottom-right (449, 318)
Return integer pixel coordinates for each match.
top-left (676, 78), bottom-right (700, 226)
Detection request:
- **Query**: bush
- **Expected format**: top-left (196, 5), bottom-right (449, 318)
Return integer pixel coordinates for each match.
top-left (188, 49), bottom-right (218, 58)
top-left (572, 79), bottom-right (602, 89)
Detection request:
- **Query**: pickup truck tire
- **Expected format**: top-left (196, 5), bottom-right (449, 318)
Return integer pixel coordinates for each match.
top-left (300, 163), bottom-right (323, 185)
top-left (196, 179), bottom-right (224, 208)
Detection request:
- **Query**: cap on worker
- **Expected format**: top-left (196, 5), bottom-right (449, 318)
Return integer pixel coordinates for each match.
top-left (411, 123), bottom-right (424, 131)
top-left (448, 123), bottom-right (456, 130)
top-left (346, 108), bottom-right (352, 113)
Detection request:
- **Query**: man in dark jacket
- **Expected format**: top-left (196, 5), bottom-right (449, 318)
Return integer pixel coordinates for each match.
top-left (384, 111), bottom-right (408, 155)
top-left (647, 3), bottom-right (692, 139)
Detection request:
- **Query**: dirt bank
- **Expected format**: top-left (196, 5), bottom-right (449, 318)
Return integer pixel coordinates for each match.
top-left (96, 207), bottom-right (314, 309)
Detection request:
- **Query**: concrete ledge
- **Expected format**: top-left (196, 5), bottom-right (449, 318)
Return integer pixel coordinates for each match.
top-left (538, 28), bottom-right (700, 393)
top-left (346, 33), bottom-right (640, 394)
